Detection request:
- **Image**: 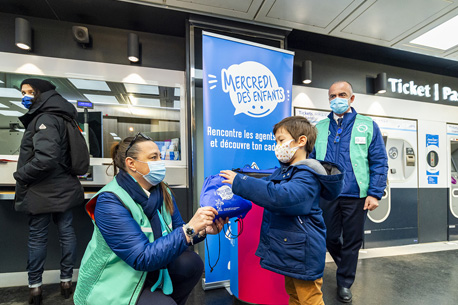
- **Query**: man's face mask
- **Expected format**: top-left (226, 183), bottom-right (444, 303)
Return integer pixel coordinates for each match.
top-left (330, 97), bottom-right (349, 114)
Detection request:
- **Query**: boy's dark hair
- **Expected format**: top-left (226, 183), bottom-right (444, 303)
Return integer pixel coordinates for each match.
top-left (273, 116), bottom-right (317, 156)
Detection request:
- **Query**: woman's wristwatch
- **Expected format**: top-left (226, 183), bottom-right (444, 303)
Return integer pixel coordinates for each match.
top-left (183, 223), bottom-right (196, 245)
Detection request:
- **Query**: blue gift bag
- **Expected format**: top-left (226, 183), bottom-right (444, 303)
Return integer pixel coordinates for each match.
top-left (200, 174), bottom-right (252, 219)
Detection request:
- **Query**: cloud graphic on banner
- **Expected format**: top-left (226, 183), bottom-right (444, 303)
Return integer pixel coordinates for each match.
top-left (220, 61), bottom-right (285, 118)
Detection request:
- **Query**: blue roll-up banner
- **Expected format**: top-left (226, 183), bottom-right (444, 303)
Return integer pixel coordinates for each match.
top-left (202, 31), bottom-right (294, 289)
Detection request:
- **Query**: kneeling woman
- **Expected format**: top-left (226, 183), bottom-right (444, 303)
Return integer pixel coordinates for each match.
top-left (74, 134), bottom-right (227, 305)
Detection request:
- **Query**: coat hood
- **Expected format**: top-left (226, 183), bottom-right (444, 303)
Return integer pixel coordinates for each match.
top-left (292, 159), bottom-right (344, 201)
top-left (19, 90), bottom-right (77, 127)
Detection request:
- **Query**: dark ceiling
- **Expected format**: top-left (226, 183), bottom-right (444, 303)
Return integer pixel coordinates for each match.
top-left (2, 0), bottom-right (458, 78)
top-left (0, 0), bottom-right (188, 37)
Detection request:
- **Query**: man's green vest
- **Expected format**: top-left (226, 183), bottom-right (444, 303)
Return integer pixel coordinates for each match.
top-left (315, 114), bottom-right (373, 197)
top-left (74, 178), bottom-right (173, 305)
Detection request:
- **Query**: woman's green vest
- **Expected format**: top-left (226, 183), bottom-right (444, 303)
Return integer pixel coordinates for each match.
top-left (74, 178), bottom-right (173, 305)
top-left (315, 114), bottom-right (373, 197)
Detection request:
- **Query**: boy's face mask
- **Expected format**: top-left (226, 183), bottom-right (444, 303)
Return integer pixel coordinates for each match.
top-left (275, 139), bottom-right (299, 163)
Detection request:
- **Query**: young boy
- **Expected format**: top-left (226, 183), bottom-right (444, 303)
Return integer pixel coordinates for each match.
top-left (220, 116), bottom-right (344, 305)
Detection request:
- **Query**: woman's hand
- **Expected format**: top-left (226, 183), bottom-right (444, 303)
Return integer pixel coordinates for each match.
top-left (219, 170), bottom-right (237, 185)
top-left (187, 206), bottom-right (218, 233)
top-left (205, 217), bottom-right (229, 235)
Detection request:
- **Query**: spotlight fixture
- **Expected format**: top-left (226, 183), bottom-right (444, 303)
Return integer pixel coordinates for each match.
top-left (128, 33), bottom-right (140, 63)
top-left (374, 72), bottom-right (387, 94)
top-left (15, 17), bottom-right (32, 51)
top-left (301, 60), bottom-right (312, 84)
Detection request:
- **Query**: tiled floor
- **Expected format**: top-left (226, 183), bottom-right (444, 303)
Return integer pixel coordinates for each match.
top-left (1, 242), bottom-right (458, 305)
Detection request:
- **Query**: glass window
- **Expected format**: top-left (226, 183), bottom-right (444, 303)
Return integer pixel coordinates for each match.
top-left (0, 72), bottom-right (183, 161)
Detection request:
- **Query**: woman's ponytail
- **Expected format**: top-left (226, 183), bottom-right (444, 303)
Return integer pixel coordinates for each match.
top-left (109, 142), bottom-right (121, 175)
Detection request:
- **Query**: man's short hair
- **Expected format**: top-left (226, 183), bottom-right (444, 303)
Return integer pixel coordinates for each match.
top-left (330, 80), bottom-right (354, 96)
top-left (273, 116), bottom-right (317, 155)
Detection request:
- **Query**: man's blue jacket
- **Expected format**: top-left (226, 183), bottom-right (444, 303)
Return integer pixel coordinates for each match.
top-left (310, 108), bottom-right (388, 199)
top-left (232, 159), bottom-right (344, 281)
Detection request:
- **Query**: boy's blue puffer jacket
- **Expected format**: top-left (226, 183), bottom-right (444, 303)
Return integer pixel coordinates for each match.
top-left (232, 159), bottom-right (344, 281)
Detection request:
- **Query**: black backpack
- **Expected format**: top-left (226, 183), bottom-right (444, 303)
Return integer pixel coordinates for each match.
top-left (31, 112), bottom-right (90, 175)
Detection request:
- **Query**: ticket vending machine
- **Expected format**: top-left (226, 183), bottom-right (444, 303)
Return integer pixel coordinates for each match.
top-left (447, 125), bottom-right (458, 241)
top-left (368, 138), bottom-right (416, 223)
top-left (364, 117), bottom-right (418, 248)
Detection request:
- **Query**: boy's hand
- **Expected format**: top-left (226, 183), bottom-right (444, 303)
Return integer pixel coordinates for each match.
top-left (206, 217), bottom-right (229, 235)
top-left (219, 170), bottom-right (237, 185)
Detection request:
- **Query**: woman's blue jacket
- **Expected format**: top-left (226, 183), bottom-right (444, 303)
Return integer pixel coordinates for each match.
top-left (92, 170), bottom-right (201, 272)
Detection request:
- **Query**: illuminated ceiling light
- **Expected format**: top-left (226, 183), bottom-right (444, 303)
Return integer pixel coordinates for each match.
top-left (0, 110), bottom-right (26, 116)
top-left (410, 15), bottom-right (458, 50)
top-left (0, 88), bottom-right (22, 98)
top-left (83, 94), bottom-right (119, 105)
top-left (130, 97), bottom-right (161, 107)
top-left (128, 33), bottom-right (140, 63)
top-left (124, 83), bottom-right (159, 95)
top-left (301, 60), bottom-right (312, 84)
top-left (129, 127), bottom-right (134, 132)
top-left (68, 78), bottom-right (110, 91)
top-left (15, 17), bottom-right (32, 51)
top-left (10, 101), bottom-right (24, 108)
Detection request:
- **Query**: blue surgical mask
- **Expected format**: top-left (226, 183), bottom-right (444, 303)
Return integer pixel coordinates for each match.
top-left (136, 160), bottom-right (166, 186)
top-left (22, 95), bottom-right (34, 109)
top-left (330, 97), bottom-right (349, 114)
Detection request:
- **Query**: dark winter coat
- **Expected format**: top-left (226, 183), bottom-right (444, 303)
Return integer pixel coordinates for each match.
top-left (232, 159), bottom-right (344, 281)
top-left (14, 90), bottom-right (84, 214)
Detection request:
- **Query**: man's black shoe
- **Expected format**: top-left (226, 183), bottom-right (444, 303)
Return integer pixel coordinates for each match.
top-left (337, 286), bottom-right (352, 303)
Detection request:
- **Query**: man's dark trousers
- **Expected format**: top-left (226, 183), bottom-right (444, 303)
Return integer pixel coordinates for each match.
top-left (320, 196), bottom-right (367, 288)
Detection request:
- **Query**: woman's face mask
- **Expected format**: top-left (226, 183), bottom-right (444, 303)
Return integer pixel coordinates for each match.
top-left (330, 97), bottom-right (349, 114)
top-left (135, 160), bottom-right (166, 186)
top-left (21, 94), bottom-right (34, 109)
top-left (274, 139), bottom-right (299, 163)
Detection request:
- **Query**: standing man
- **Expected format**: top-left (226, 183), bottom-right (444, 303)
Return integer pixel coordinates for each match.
top-left (310, 81), bottom-right (388, 303)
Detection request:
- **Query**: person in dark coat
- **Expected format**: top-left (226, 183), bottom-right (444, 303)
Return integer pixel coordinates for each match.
top-left (14, 78), bottom-right (84, 305)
